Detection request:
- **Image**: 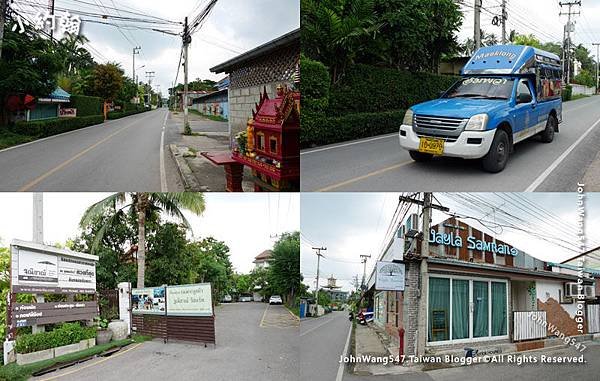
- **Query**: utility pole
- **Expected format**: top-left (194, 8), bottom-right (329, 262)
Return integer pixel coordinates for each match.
top-left (359, 254), bottom-right (371, 289)
top-left (183, 17), bottom-right (191, 132)
top-left (593, 43), bottom-right (600, 94)
top-left (49, 0), bottom-right (55, 39)
top-left (398, 193), bottom-right (449, 358)
top-left (312, 247), bottom-right (326, 314)
top-left (132, 46), bottom-right (141, 84)
top-left (474, 0), bottom-right (481, 51)
top-left (0, 0), bottom-right (7, 59)
top-left (32, 193), bottom-right (45, 334)
top-left (501, 0), bottom-right (507, 44)
top-left (559, 1), bottom-right (581, 84)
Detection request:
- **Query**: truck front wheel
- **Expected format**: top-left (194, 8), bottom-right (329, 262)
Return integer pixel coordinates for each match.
top-left (481, 130), bottom-right (510, 173)
top-left (539, 114), bottom-right (557, 143)
top-left (409, 150), bottom-right (433, 162)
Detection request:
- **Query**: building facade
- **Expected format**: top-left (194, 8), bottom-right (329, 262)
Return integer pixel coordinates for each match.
top-left (366, 215), bottom-right (598, 357)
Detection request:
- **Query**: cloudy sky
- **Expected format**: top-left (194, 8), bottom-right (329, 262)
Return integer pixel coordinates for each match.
top-left (301, 193), bottom-right (600, 292)
top-left (0, 193), bottom-right (299, 274)
top-left (13, 0), bottom-right (300, 96)
top-left (457, 0), bottom-right (600, 56)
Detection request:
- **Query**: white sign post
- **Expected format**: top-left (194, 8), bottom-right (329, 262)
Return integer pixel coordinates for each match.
top-left (375, 261), bottom-right (406, 291)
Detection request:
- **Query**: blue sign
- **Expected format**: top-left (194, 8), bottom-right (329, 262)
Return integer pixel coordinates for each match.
top-left (429, 230), bottom-right (518, 256)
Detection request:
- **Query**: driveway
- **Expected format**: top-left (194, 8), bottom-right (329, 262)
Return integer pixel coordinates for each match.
top-left (32, 302), bottom-right (298, 381)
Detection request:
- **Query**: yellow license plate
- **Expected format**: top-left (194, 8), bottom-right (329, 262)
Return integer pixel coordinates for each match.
top-left (419, 137), bottom-right (445, 155)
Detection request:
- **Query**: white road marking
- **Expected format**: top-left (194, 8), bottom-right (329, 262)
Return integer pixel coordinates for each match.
top-left (299, 316), bottom-right (336, 337)
top-left (300, 133), bottom-right (397, 155)
top-left (526, 115), bottom-right (600, 191)
top-left (160, 110), bottom-right (168, 192)
top-left (336, 322), bottom-right (353, 381)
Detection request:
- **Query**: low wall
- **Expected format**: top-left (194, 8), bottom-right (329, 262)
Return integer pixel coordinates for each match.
top-left (571, 84), bottom-right (597, 96)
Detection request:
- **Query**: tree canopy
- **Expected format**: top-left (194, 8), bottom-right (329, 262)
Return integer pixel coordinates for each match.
top-left (267, 232), bottom-right (300, 304)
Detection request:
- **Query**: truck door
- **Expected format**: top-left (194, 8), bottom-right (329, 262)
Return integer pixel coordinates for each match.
top-left (512, 78), bottom-right (539, 136)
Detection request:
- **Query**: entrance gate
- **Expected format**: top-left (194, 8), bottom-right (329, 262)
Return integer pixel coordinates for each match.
top-left (130, 283), bottom-right (216, 345)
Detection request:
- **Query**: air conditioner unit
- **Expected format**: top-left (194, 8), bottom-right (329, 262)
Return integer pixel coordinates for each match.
top-left (584, 285), bottom-right (596, 299)
top-left (564, 282), bottom-right (580, 297)
top-left (405, 214), bottom-right (419, 237)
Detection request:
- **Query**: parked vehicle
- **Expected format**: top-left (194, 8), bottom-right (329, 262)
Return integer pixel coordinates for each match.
top-left (269, 295), bottom-right (283, 305)
top-left (357, 311), bottom-right (374, 325)
top-left (399, 45), bottom-right (562, 172)
top-left (221, 294), bottom-right (232, 303)
top-left (239, 294), bottom-right (253, 302)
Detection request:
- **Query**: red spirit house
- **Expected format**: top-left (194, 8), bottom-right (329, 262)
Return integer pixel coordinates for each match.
top-left (232, 85), bottom-right (300, 191)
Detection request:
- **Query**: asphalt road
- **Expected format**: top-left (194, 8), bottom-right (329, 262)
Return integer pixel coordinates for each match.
top-left (32, 302), bottom-right (298, 381)
top-left (300, 311), bottom-right (352, 381)
top-left (0, 108), bottom-right (184, 191)
top-left (301, 95), bottom-right (600, 192)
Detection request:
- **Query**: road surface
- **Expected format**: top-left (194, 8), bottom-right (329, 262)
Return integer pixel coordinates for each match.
top-left (0, 109), bottom-right (184, 191)
top-left (32, 302), bottom-right (298, 381)
top-left (301, 96), bottom-right (600, 192)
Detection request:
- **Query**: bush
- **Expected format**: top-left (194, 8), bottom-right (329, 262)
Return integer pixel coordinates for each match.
top-left (107, 106), bottom-right (150, 120)
top-left (562, 85), bottom-right (572, 101)
top-left (68, 95), bottom-right (103, 117)
top-left (14, 323), bottom-right (91, 354)
top-left (328, 64), bottom-right (459, 115)
top-left (300, 55), bottom-right (330, 102)
top-left (12, 115), bottom-right (105, 138)
top-left (301, 109), bottom-right (406, 147)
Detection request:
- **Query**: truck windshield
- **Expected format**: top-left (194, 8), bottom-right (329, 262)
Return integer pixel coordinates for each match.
top-left (444, 77), bottom-right (514, 100)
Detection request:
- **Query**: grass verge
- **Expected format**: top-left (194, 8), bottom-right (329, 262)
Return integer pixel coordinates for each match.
top-left (287, 305), bottom-right (300, 317)
top-left (567, 94), bottom-right (591, 102)
top-left (0, 131), bottom-right (36, 150)
top-left (188, 109), bottom-right (228, 122)
top-left (0, 335), bottom-right (152, 381)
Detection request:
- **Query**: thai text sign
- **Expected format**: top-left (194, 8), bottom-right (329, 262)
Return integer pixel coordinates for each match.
top-left (11, 301), bottom-right (97, 328)
top-left (11, 240), bottom-right (98, 294)
top-left (166, 283), bottom-right (213, 317)
top-left (132, 287), bottom-right (166, 315)
top-left (59, 108), bottom-right (77, 117)
top-left (376, 261), bottom-right (405, 291)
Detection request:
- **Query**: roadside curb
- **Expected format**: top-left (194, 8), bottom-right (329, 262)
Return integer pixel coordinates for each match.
top-left (169, 144), bottom-right (204, 191)
top-left (582, 149), bottom-right (600, 191)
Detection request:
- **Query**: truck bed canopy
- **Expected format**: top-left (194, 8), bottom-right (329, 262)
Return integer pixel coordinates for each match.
top-left (462, 45), bottom-right (561, 76)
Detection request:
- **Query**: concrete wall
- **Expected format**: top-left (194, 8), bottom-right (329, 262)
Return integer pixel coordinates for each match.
top-left (536, 279), bottom-right (582, 336)
top-left (404, 261), bottom-right (421, 357)
top-left (571, 83), bottom-right (597, 96)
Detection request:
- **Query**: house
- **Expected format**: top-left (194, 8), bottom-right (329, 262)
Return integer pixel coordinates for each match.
top-left (175, 90), bottom-right (209, 111)
top-left (364, 214), bottom-right (597, 358)
top-left (321, 275), bottom-right (348, 303)
top-left (210, 28), bottom-right (300, 147)
top-left (8, 87), bottom-right (71, 122)
top-left (191, 88), bottom-right (229, 120)
top-left (253, 249), bottom-right (273, 269)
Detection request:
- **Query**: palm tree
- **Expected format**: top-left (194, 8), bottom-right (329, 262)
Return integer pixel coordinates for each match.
top-left (80, 193), bottom-right (206, 288)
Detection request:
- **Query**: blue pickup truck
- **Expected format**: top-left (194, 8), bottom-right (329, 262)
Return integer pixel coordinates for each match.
top-left (399, 45), bottom-right (563, 172)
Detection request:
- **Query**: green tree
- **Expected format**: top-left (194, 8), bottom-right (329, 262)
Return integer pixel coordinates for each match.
top-left (190, 237), bottom-right (233, 301)
top-left (80, 193), bottom-right (206, 288)
top-left (301, 0), bottom-right (383, 83)
top-left (250, 266), bottom-right (271, 299)
top-left (234, 273), bottom-right (253, 295)
top-left (116, 77), bottom-right (139, 105)
top-left (573, 69), bottom-right (596, 88)
top-left (267, 232), bottom-right (300, 305)
top-left (146, 223), bottom-right (194, 286)
top-left (92, 63), bottom-right (125, 101)
top-left (510, 33), bottom-right (542, 48)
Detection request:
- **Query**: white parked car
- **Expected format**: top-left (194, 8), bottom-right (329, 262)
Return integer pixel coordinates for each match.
top-left (221, 294), bottom-right (232, 303)
top-left (239, 295), bottom-right (253, 302)
top-left (269, 295), bottom-right (283, 305)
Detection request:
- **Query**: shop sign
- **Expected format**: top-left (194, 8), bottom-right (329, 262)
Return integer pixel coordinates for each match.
top-left (429, 230), bottom-right (518, 256)
top-left (59, 108), bottom-right (77, 117)
top-left (11, 241), bottom-right (97, 293)
top-left (166, 283), bottom-right (213, 317)
top-left (11, 302), bottom-right (97, 328)
top-left (376, 261), bottom-right (405, 291)
top-left (132, 287), bottom-right (166, 315)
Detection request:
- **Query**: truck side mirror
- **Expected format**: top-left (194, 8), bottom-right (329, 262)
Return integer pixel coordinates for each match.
top-left (518, 93), bottom-right (533, 104)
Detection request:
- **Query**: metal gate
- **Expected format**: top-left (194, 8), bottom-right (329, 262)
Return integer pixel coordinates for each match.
top-left (587, 304), bottom-right (600, 333)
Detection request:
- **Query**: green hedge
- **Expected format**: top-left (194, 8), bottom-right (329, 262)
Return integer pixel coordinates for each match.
top-left (328, 64), bottom-right (459, 115)
top-left (68, 95), bottom-right (103, 117)
top-left (15, 323), bottom-right (96, 354)
top-left (562, 85), bottom-right (572, 101)
top-left (12, 115), bottom-right (105, 138)
top-left (301, 110), bottom-right (406, 147)
top-left (107, 106), bottom-right (150, 120)
top-left (300, 55), bottom-right (330, 114)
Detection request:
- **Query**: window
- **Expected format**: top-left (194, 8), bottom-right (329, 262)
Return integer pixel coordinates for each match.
top-left (516, 80), bottom-right (532, 103)
top-left (428, 276), bottom-right (508, 345)
top-left (269, 137), bottom-right (278, 154)
top-left (257, 133), bottom-right (265, 151)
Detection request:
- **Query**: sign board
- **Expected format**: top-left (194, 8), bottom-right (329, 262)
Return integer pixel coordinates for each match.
top-left (132, 287), bottom-right (166, 315)
top-left (11, 301), bottom-right (97, 328)
top-left (375, 261), bottom-right (405, 291)
top-left (59, 108), bottom-right (77, 117)
top-left (166, 283), bottom-right (213, 317)
top-left (431, 309), bottom-right (447, 335)
top-left (11, 240), bottom-right (98, 294)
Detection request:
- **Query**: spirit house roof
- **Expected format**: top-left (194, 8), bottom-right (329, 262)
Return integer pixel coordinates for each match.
top-left (462, 45), bottom-right (561, 76)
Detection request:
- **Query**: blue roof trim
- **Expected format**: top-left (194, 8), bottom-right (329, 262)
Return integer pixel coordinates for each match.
top-left (462, 45), bottom-right (560, 76)
top-left (49, 87), bottom-right (71, 101)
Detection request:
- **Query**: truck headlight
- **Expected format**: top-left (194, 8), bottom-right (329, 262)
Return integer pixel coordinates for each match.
top-left (403, 109), bottom-right (414, 126)
top-left (465, 113), bottom-right (489, 131)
